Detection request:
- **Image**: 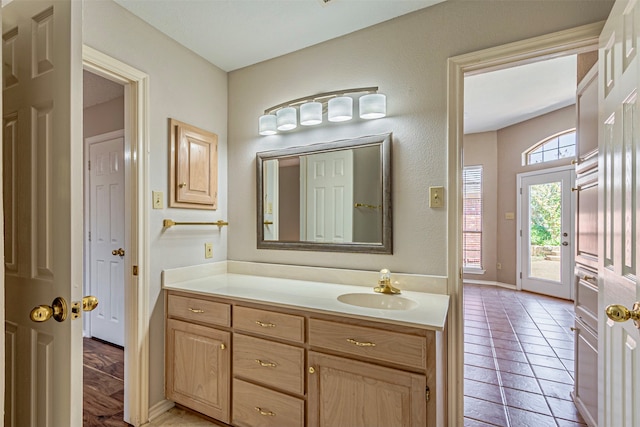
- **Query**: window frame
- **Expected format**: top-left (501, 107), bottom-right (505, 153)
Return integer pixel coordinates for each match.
top-left (523, 128), bottom-right (576, 166)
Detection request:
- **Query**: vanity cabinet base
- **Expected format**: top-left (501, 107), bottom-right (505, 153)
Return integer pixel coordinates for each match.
top-left (165, 290), bottom-right (446, 427)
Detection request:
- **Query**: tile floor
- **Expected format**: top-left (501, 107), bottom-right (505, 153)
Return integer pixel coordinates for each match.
top-left (464, 284), bottom-right (586, 427)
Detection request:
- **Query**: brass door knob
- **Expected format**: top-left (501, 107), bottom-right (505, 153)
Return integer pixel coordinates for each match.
top-left (178, 182), bottom-right (186, 188)
top-left (112, 248), bottom-right (125, 256)
top-left (605, 302), bottom-right (640, 329)
top-left (30, 297), bottom-right (67, 323)
top-left (82, 296), bottom-right (99, 312)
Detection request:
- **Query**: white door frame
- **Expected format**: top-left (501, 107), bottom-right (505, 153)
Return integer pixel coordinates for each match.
top-left (516, 165), bottom-right (575, 299)
top-left (447, 22), bottom-right (602, 425)
top-left (83, 45), bottom-right (150, 427)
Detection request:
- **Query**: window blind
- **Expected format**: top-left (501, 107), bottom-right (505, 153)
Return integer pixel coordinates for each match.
top-left (463, 166), bottom-right (482, 269)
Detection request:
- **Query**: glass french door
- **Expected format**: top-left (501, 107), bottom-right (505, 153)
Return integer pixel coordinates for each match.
top-left (519, 168), bottom-right (574, 299)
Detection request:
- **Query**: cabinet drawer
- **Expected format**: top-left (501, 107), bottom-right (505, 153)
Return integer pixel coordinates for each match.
top-left (308, 318), bottom-right (426, 370)
top-left (575, 274), bottom-right (598, 332)
top-left (232, 379), bottom-right (304, 427)
top-left (234, 306), bottom-right (304, 343)
top-left (167, 294), bottom-right (230, 327)
top-left (233, 334), bottom-right (304, 395)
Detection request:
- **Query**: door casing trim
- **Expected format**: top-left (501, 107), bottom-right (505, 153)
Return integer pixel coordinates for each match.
top-left (447, 21), bottom-right (603, 425)
top-left (83, 45), bottom-right (150, 427)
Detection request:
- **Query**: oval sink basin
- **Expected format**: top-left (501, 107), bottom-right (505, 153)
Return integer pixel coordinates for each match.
top-left (337, 293), bottom-right (418, 311)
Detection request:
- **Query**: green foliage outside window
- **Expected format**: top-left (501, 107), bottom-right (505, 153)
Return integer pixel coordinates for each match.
top-left (529, 182), bottom-right (561, 246)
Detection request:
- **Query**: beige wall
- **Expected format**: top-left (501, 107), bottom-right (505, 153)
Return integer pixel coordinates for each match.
top-left (463, 106), bottom-right (576, 285)
top-left (83, 0), bottom-right (228, 408)
top-left (227, 1), bottom-right (612, 275)
top-left (463, 132), bottom-right (498, 282)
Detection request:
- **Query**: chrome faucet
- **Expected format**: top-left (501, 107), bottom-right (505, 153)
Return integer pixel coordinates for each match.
top-left (374, 269), bottom-right (401, 294)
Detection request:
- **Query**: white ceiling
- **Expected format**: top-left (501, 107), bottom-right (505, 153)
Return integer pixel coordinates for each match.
top-left (113, 0), bottom-right (445, 72)
top-left (464, 55), bottom-right (577, 134)
top-left (90, 1), bottom-right (577, 133)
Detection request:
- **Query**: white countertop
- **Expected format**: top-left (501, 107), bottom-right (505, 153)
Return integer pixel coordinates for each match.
top-left (163, 273), bottom-right (449, 331)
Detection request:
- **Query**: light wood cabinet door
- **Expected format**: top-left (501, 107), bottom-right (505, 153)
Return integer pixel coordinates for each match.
top-left (169, 118), bottom-right (218, 209)
top-left (166, 319), bottom-right (230, 423)
top-left (307, 351), bottom-right (426, 427)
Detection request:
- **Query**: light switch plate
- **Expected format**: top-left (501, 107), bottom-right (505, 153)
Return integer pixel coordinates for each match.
top-left (205, 243), bottom-right (213, 259)
top-left (429, 186), bottom-right (444, 208)
top-left (152, 191), bottom-right (163, 209)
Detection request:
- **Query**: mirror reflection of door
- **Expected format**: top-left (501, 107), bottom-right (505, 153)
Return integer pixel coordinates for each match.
top-left (302, 150), bottom-right (354, 243)
top-left (518, 167), bottom-right (574, 299)
top-left (262, 159), bottom-right (279, 240)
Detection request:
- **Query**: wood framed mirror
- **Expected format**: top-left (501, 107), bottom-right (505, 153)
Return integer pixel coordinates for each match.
top-left (256, 133), bottom-right (392, 253)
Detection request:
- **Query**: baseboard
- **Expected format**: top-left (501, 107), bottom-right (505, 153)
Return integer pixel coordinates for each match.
top-left (147, 399), bottom-right (175, 422)
top-left (463, 279), bottom-right (516, 290)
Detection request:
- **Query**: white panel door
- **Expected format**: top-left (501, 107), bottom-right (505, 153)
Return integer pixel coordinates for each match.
top-left (599, 1), bottom-right (640, 426)
top-left (519, 168), bottom-right (574, 300)
top-left (88, 132), bottom-right (125, 347)
top-left (3, 1), bottom-right (83, 426)
top-left (305, 150), bottom-right (354, 243)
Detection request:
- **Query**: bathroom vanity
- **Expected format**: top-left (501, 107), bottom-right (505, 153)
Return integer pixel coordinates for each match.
top-left (163, 268), bottom-right (449, 427)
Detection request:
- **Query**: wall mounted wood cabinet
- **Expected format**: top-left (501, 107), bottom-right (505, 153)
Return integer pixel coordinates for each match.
top-left (169, 118), bottom-right (218, 209)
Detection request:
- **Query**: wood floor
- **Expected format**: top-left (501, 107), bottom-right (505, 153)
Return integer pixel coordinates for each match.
top-left (83, 337), bottom-right (129, 427)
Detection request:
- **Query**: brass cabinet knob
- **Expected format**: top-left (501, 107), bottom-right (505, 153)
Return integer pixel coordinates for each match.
top-left (308, 367), bottom-right (315, 374)
top-left (220, 343), bottom-right (226, 350)
top-left (30, 297), bottom-right (67, 323)
top-left (178, 182), bottom-right (187, 188)
top-left (606, 303), bottom-right (640, 329)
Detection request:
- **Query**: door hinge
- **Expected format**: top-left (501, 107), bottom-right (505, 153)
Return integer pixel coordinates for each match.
top-left (460, 267), bottom-right (463, 280)
top-left (520, 272), bottom-right (522, 279)
top-left (133, 265), bottom-right (139, 276)
top-left (425, 386), bottom-right (430, 402)
top-left (519, 187), bottom-right (522, 195)
top-left (88, 231), bottom-right (91, 242)
top-left (520, 229), bottom-right (522, 237)
top-left (88, 160), bottom-right (91, 171)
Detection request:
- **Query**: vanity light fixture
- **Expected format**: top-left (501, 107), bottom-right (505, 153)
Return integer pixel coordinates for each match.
top-left (300, 101), bottom-right (323, 126)
top-left (327, 96), bottom-right (353, 122)
top-left (276, 106), bottom-right (297, 131)
top-left (258, 86), bottom-right (386, 135)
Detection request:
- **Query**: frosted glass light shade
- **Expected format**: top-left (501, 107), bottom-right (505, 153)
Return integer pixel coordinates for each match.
top-left (328, 96), bottom-right (353, 122)
top-left (276, 107), bottom-right (297, 131)
top-left (359, 93), bottom-right (386, 119)
top-left (300, 101), bottom-right (322, 126)
top-left (258, 114), bottom-right (277, 135)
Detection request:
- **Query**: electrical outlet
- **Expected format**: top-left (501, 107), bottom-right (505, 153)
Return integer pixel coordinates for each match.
top-left (205, 243), bottom-right (213, 259)
top-left (152, 191), bottom-right (163, 209)
top-left (429, 186), bottom-right (444, 208)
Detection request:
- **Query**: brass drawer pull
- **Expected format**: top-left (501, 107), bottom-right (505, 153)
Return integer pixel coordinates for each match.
top-left (188, 308), bottom-right (205, 313)
top-left (255, 359), bottom-right (277, 368)
top-left (582, 275), bottom-right (596, 282)
top-left (347, 338), bottom-right (376, 347)
top-left (255, 320), bottom-right (276, 328)
top-left (255, 407), bottom-right (275, 417)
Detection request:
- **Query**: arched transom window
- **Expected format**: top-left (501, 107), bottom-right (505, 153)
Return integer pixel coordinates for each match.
top-left (524, 129), bottom-right (576, 166)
